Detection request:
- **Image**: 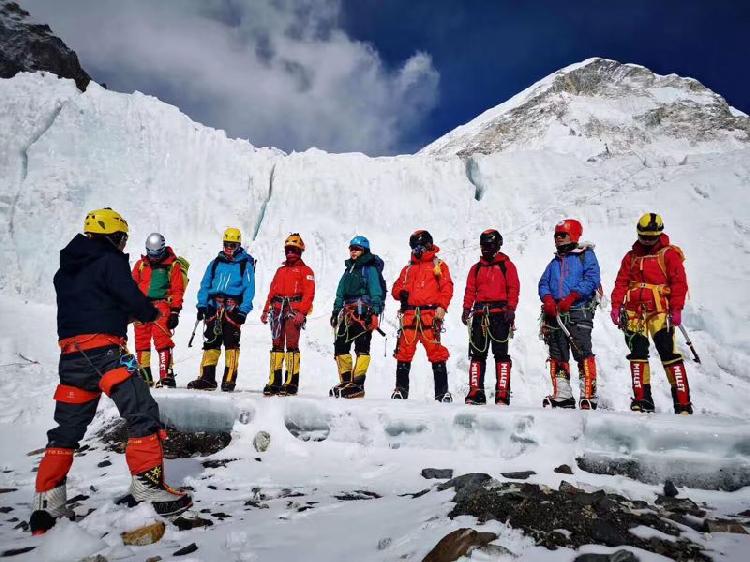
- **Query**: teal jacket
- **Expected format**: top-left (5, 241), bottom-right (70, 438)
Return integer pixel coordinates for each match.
top-left (333, 251), bottom-right (384, 314)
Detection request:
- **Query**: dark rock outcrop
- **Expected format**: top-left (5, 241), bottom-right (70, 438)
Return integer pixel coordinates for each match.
top-left (443, 473), bottom-right (712, 561)
top-left (98, 419), bottom-right (231, 458)
top-left (0, 1), bottom-right (91, 90)
top-left (421, 468), bottom-right (454, 479)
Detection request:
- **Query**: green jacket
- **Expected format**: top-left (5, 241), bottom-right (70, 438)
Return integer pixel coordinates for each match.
top-left (333, 251), bottom-right (384, 314)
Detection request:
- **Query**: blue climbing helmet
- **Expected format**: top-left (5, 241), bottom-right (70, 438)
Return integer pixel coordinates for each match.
top-left (349, 235), bottom-right (370, 251)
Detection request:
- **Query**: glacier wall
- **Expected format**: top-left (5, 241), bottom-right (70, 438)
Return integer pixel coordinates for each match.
top-left (1, 71), bottom-right (749, 419)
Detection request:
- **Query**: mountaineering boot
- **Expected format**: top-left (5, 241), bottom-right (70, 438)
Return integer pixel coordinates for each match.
top-left (391, 361), bottom-right (411, 399)
top-left (495, 360), bottom-right (512, 406)
top-left (187, 349), bottom-right (219, 390)
top-left (629, 360), bottom-right (655, 413)
top-left (330, 354), bottom-right (353, 398)
top-left (465, 359), bottom-right (486, 405)
top-left (264, 351), bottom-right (285, 396)
top-left (542, 359), bottom-right (575, 408)
top-left (433, 361), bottom-right (452, 403)
top-left (130, 466), bottom-right (193, 516)
top-left (221, 348), bottom-right (240, 391)
top-left (137, 350), bottom-right (153, 386)
top-left (280, 350), bottom-right (300, 395)
top-left (465, 359), bottom-right (486, 404)
top-left (154, 348), bottom-right (176, 388)
top-left (339, 383), bottom-right (365, 399)
top-left (665, 360), bottom-right (692, 415)
top-left (340, 354), bottom-right (369, 399)
top-left (126, 434), bottom-right (192, 517)
top-left (30, 482), bottom-right (74, 535)
top-left (30, 447), bottom-right (75, 535)
top-left (578, 355), bottom-right (598, 410)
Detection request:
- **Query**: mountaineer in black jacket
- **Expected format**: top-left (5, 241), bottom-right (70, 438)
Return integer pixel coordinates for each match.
top-left (31, 208), bottom-right (191, 535)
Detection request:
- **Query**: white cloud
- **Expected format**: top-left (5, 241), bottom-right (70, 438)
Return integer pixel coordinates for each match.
top-left (21, 0), bottom-right (440, 155)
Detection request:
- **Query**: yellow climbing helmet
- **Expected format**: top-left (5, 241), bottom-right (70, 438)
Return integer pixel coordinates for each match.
top-left (223, 227), bottom-right (241, 244)
top-left (637, 213), bottom-right (664, 236)
top-left (284, 233), bottom-right (305, 252)
top-left (83, 208), bottom-right (129, 235)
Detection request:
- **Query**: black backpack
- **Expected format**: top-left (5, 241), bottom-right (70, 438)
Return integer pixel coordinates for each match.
top-left (362, 255), bottom-right (388, 310)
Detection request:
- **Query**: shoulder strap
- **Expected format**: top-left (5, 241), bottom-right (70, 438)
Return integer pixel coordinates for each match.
top-left (657, 245), bottom-right (683, 278)
top-left (474, 260), bottom-right (507, 284)
top-left (210, 258), bottom-right (249, 283)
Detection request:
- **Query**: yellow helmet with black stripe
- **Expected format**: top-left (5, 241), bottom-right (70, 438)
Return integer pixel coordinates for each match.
top-left (83, 208), bottom-right (129, 235)
top-left (637, 213), bottom-right (664, 236)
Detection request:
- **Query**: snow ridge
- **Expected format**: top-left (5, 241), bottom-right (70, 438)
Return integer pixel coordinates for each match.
top-left (421, 57), bottom-right (750, 160)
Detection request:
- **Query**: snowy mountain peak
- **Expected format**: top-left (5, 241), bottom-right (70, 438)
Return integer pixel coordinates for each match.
top-left (0, 0), bottom-right (91, 90)
top-left (421, 57), bottom-right (750, 160)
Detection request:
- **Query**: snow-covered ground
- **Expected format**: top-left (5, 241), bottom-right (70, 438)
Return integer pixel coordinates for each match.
top-left (1, 60), bottom-right (750, 560)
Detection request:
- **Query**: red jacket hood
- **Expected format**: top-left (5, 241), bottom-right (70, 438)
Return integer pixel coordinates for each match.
top-left (409, 245), bottom-right (440, 264)
top-left (631, 234), bottom-right (671, 255)
top-left (283, 256), bottom-right (307, 267)
top-left (140, 246), bottom-right (177, 265)
top-left (479, 252), bottom-right (509, 266)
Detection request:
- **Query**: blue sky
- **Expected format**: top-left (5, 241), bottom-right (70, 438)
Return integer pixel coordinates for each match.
top-left (342, 0), bottom-right (750, 150)
top-left (23, 0), bottom-right (749, 156)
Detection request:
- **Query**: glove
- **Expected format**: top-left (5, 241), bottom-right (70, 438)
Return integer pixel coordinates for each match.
top-left (231, 309), bottom-right (247, 325)
top-left (461, 309), bottom-right (471, 326)
top-left (260, 310), bottom-right (269, 325)
top-left (292, 311), bottom-right (306, 327)
top-left (330, 311), bottom-right (339, 327)
top-left (435, 307), bottom-right (446, 321)
top-left (369, 314), bottom-right (379, 331)
top-left (542, 295), bottom-right (557, 317)
top-left (399, 290), bottom-right (409, 308)
top-left (167, 310), bottom-right (180, 329)
top-left (197, 307), bottom-right (206, 321)
top-left (670, 309), bottom-right (682, 327)
top-left (503, 309), bottom-right (516, 325)
top-left (610, 307), bottom-right (621, 326)
top-left (557, 292), bottom-right (579, 313)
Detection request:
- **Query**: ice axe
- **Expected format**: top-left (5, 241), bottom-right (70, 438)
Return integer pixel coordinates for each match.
top-left (555, 314), bottom-right (582, 355)
top-left (188, 319), bottom-right (201, 348)
top-left (678, 325), bottom-right (701, 364)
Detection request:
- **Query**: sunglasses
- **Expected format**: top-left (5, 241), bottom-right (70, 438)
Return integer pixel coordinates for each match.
top-left (224, 242), bottom-right (240, 249)
top-left (554, 232), bottom-right (570, 239)
top-left (349, 245), bottom-right (364, 252)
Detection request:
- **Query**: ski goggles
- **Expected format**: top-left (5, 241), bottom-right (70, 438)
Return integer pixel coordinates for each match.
top-left (146, 247), bottom-right (166, 259)
top-left (637, 235), bottom-right (659, 245)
